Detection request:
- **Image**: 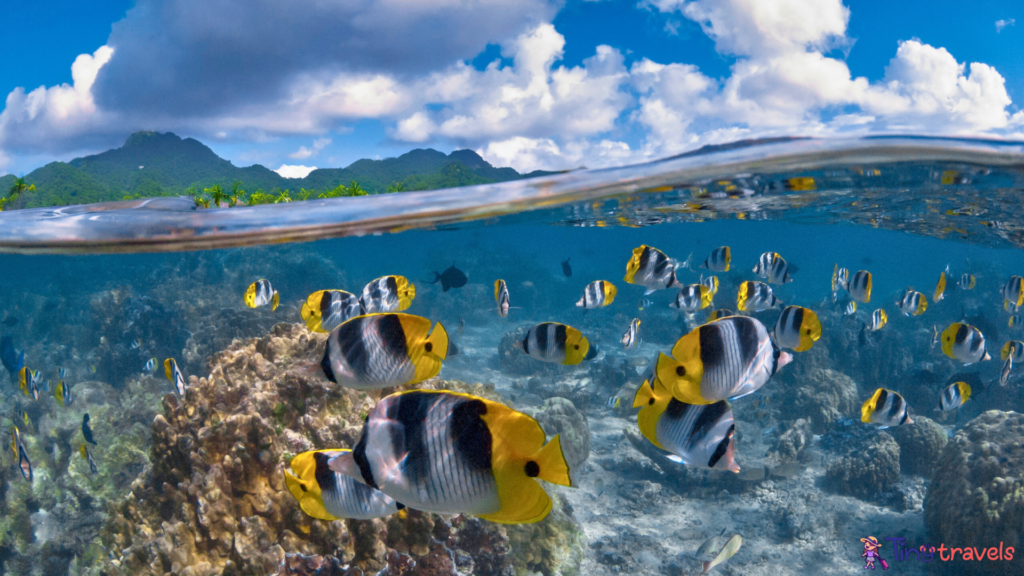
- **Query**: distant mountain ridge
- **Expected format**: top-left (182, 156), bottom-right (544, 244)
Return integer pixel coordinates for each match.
top-left (0, 131), bottom-right (553, 209)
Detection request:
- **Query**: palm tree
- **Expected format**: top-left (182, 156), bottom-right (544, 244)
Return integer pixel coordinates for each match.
top-left (347, 180), bottom-right (367, 196)
top-left (7, 177), bottom-right (35, 210)
top-left (204, 184), bottom-right (226, 208)
top-left (386, 181), bottom-right (406, 193)
top-left (229, 181), bottom-right (244, 207)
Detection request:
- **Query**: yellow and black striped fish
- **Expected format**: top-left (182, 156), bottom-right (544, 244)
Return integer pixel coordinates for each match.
top-left (656, 316), bottom-right (792, 405)
top-left (939, 381), bottom-right (971, 411)
top-left (54, 380), bottom-right (72, 407)
top-left (494, 280), bottom-right (511, 318)
top-left (736, 281), bottom-right (781, 312)
top-left (867, 309), bottom-right (887, 331)
top-left (861, 388), bottom-right (913, 429)
top-left (286, 449), bottom-right (401, 520)
top-left (941, 322), bottom-right (991, 364)
top-left (957, 273), bottom-right (976, 290)
top-left (1003, 275), bottom-right (1024, 309)
top-left (752, 252), bottom-right (792, 284)
top-left (999, 341), bottom-right (1023, 386)
top-left (844, 301), bottom-right (858, 315)
top-left (632, 376), bottom-right (739, 472)
top-left (700, 246), bottom-right (730, 273)
top-left (164, 358), bottom-right (186, 396)
top-left (700, 275), bottom-right (719, 296)
top-left (79, 443), bottom-right (98, 475)
top-left (624, 245), bottom-right (682, 294)
top-left (301, 290), bottom-right (362, 333)
top-left (896, 289), bottom-right (928, 316)
top-left (773, 306), bottom-right (821, 352)
top-left (519, 322), bottom-right (590, 365)
top-left (327, 390), bottom-right (573, 524)
top-left (577, 280), bottom-right (617, 309)
top-left (10, 426), bottom-right (31, 481)
top-left (832, 264), bottom-right (850, 299)
top-left (359, 275), bottom-right (416, 314)
top-left (672, 284), bottom-right (713, 312)
top-left (244, 279), bottom-right (279, 310)
top-left (321, 313), bottom-right (448, 390)
top-left (847, 270), bottom-right (872, 303)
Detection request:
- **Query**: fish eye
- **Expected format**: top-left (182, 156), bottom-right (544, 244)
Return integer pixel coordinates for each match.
top-left (425, 343), bottom-right (433, 352)
top-left (525, 460), bottom-right (540, 477)
top-left (676, 366), bottom-right (685, 376)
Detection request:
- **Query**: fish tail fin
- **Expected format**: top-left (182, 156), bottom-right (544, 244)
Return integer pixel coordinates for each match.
top-left (163, 359), bottom-right (174, 381)
top-left (428, 321), bottom-right (450, 360)
top-left (426, 272), bottom-right (441, 285)
top-left (533, 435), bottom-right (572, 487)
top-left (271, 291), bottom-right (280, 311)
top-left (632, 379), bottom-right (655, 409)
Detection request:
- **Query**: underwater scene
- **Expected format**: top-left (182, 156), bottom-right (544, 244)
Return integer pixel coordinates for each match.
top-left (2, 137), bottom-right (1024, 576)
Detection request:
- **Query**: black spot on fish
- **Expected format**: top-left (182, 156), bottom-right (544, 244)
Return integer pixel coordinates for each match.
top-left (425, 342), bottom-right (433, 353)
top-left (676, 366), bottom-right (686, 376)
top-left (562, 258), bottom-right (572, 278)
top-left (451, 398), bottom-right (492, 471)
top-left (525, 460), bottom-right (540, 477)
top-left (427, 264), bottom-right (468, 292)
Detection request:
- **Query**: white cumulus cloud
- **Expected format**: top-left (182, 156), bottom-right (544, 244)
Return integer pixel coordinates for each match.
top-left (289, 137), bottom-right (332, 160)
top-left (996, 18), bottom-right (1015, 33)
top-left (274, 164), bottom-right (317, 179)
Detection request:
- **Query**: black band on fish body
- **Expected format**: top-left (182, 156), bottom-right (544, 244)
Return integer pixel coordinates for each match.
top-left (352, 433), bottom-right (378, 489)
top-left (320, 348), bottom-right (337, 383)
top-left (707, 424), bottom-right (734, 469)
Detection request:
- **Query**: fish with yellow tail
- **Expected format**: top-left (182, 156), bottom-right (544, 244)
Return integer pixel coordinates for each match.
top-left (359, 275), bottom-right (416, 314)
top-left (774, 306), bottom-right (821, 352)
top-left (832, 264), bottom-right (850, 301)
top-left (844, 301), bottom-right (858, 315)
top-left (866, 309), bottom-right (887, 331)
top-left (143, 357), bottom-right (157, 373)
top-left (896, 288), bottom-right (928, 316)
top-left (672, 284), bottom-right (713, 313)
top-left (494, 279), bottom-right (510, 317)
top-left (700, 534), bottom-right (743, 575)
top-left (933, 267), bottom-right (948, 302)
top-left (300, 289), bottom-right (362, 333)
top-left (164, 358), bottom-right (186, 396)
top-left (939, 381), bottom-right (971, 411)
top-left (861, 388), bottom-right (913, 429)
top-left (244, 279), bottom-right (279, 310)
top-left (80, 443), bottom-right (98, 475)
top-left (1003, 275), bottom-right (1024, 310)
top-left (54, 379), bottom-right (72, 407)
top-left (621, 318), bottom-right (641, 349)
top-left (577, 280), bottom-right (617, 309)
top-left (700, 275), bottom-right (719, 296)
top-left (656, 315), bottom-right (792, 405)
top-left (846, 270), bottom-right (872, 303)
top-left (941, 322), bottom-right (991, 364)
top-left (632, 376), bottom-right (739, 472)
top-left (10, 426), bottom-right (31, 481)
top-left (18, 367), bottom-right (41, 399)
top-left (736, 281), bottom-right (781, 312)
top-left (286, 449), bottom-right (401, 520)
top-left (624, 245), bottom-right (683, 295)
top-left (320, 313), bottom-right (448, 390)
top-left (1000, 341), bottom-right (1023, 386)
top-left (752, 252), bottom-right (793, 284)
top-left (701, 246), bottom-right (730, 273)
top-left (327, 390), bottom-right (573, 524)
top-left (958, 273), bottom-right (977, 290)
top-left (519, 322), bottom-right (592, 365)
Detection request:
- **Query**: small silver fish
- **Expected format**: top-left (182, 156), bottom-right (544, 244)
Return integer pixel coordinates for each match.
top-left (621, 318), bottom-right (641, 349)
top-left (844, 301), bottom-right (857, 315)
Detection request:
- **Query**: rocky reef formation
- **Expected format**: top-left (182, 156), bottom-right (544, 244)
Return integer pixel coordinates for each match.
top-left (824, 431), bottom-right (900, 501)
top-left (891, 415), bottom-right (947, 477)
top-left (96, 322), bottom-right (585, 576)
top-left (774, 368), bottom-right (860, 434)
top-left (925, 410), bottom-right (1024, 576)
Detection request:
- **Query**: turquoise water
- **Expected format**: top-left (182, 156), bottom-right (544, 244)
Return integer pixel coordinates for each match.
top-left (0, 137), bottom-right (1022, 575)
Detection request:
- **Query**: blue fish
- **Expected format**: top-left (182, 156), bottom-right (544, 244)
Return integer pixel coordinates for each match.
top-left (1, 336), bottom-right (24, 381)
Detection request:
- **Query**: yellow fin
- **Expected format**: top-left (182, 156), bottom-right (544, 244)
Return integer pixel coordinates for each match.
top-left (916, 294), bottom-right (928, 316)
top-left (796, 308), bottom-right (822, 352)
top-left (656, 352), bottom-right (712, 405)
top-left (300, 291), bottom-right (324, 332)
top-left (494, 280), bottom-right (503, 302)
top-left (623, 246), bottom-right (645, 284)
top-left (285, 450), bottom-right (340, 521)
top-left (736, 281), bottom-right (751, 311)
top-left (395, 276), bottom-right (416, 311)
top-left (861, 388), bottom-right (884, 423)
top-left (603, 282), bottom-right (617, 305)
top-left (700, 285), bottom-right (713, 308)
top-left (271, 291), bottom-right (280, 311)
top-left (394, 314), bottom-right (447, 384)
top-left (634, 378), bottom-right (669, 450)
top-left (632, 379), bottom-right (654, 409)
top-left (940, 323), bottom-right (960, 359)
top-left (958, 382), bottom-right (972, 403)
top-left (164, 358), bottom-right (174, 381)
top-left (79, 443), bottom-right (87, 459)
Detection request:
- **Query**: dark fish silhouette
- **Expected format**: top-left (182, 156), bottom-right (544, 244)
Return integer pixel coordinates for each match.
top-left (1, 336), bottom-right (24, 381)
top-left (427, 264), bottom-right (468, 292)
top-left (562, 258), bottom-right (572, 277)
top-left (82, 413), bottom-right (97, 445)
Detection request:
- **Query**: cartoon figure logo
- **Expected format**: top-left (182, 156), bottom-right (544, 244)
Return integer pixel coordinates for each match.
top-left (860, 536), bottom-right (889, 570)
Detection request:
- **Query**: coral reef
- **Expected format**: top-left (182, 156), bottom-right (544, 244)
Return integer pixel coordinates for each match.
top-left (925, 410), bottom-right (1024, 575)
top-left (774, 368), bottom-right (860, 434)
top-left (769, 418), bottom-right (814, 463)
top-left (891, 415), bottom-right (947, 477)
top-left (824, 431), bottom-right (900, 501)
top-left (95, 322), bottom-right (585, 576)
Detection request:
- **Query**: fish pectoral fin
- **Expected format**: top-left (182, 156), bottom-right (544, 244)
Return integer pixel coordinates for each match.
top-left (644, 288), bottom-right (657, 296)
top-left (665, 455), bottom-right (684, 464)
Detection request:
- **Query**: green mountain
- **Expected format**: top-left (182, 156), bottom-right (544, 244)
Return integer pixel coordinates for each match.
top-left (6, 131), bottom-right (553, 208)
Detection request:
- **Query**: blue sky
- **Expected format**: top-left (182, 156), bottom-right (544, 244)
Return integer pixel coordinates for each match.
top-left (0, 0), bottom-right (1021, 177)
